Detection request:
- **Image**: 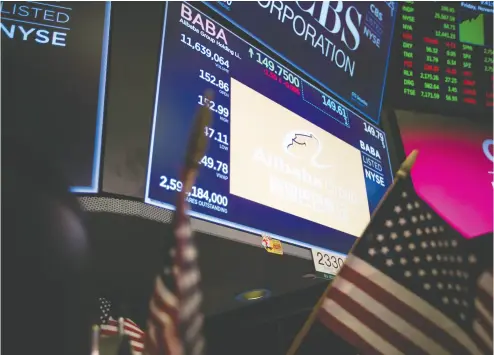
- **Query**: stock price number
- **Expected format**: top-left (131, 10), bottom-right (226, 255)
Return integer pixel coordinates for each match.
top-left (198, 94), bottom-right (229, 118)
top-left (248, 48), bottom-right (300, 87)
top-left (159, 176), bottom-right (183, 191)
top-left (159, 176), bottom-right (229, 207)
top-left (199, 69), bottom-right (230, 92)
top-left (200, 155), bottom-right (229, 174)
top-left (321, 94), bottom-right (349, 121)
top-left (190, 186), bottom-right (228, 207)
top-left (363, 121), bottom-right (385, 148)
top-left (181, 34), bottom-right (230, 68)
top-left (420, 91), bottom-right (440, 100)
top-left (204, 126), bottom-right (229, 146)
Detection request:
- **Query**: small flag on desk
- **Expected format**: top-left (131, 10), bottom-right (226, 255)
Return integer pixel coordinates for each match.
top-left (145, 90), bottom-right (213, 355)
top-left (97, 297), bottom-right (145, 355)
top-left (288, 151), bottom-right (492, 355)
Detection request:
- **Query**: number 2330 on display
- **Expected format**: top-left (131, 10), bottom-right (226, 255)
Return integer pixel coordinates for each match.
top-left (311, 249), bottom-right (346, 277)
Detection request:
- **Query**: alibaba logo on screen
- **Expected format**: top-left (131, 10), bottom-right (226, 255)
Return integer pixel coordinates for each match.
top-left (483, 139), bottom-right (493, 162)
top-left (484, 139), bottom-right (494, 188)
top-left (283, 131), bottom-right (332, 169)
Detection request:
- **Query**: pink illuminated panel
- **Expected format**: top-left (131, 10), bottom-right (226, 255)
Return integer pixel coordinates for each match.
top-left (397, 111), bottom-right (493, 238)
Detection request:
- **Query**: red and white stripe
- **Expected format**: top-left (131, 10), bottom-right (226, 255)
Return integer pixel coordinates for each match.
top-left (472, 271), bottom-right (493, 354)
top-left (100, 317), bottom-right (145, 355)
top-left (318, 256), bottom-right (483, 355)
top-left (145, 275), bottom-right (183, 355)
top-left (144, 90), bottom-right (210, 355)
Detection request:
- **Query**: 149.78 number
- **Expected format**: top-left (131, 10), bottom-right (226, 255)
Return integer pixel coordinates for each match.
top-left (200, 156), bottom-right (229, 174)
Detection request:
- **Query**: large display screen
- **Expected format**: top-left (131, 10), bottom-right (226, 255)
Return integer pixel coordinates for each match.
top-left (1, 1), bottom-right (111, 193)
top-left (145, 2), bottom-right (393, 253)
top-left (204, 1), bottom-right (397, 124)
top-left (396, 110), bottom-right (493, 238)
top-left (387, 1), bottom-right (493, 117)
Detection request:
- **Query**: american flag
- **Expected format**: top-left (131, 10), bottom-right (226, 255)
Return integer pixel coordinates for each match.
top-left (472, 270), bottom-right (493, 354)
top-left (144, 91), bottom-right (213, 355)
top-left (296, 176), bottom-right (492, 355)
top-left (98, 297), bottom-right (145, 355)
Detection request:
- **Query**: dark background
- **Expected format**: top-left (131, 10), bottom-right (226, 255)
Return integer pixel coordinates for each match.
top-left (1, 1), bottom-right (109, 192)
top-left (101, 2), bottom-right (164, 198)
top-left (2, 2), bottom-right (492, 354)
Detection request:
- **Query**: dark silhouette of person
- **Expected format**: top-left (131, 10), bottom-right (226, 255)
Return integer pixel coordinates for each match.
top-left (2, 136), bottom-right (95, 355)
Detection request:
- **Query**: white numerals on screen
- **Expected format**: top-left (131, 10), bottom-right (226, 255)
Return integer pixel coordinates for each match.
top-left (189, 186), bottom-right (229, 206)
top-left (198, 95), bottom-right (229, 118)
top-left (180, 34), bottom-right (230, 68)
top-left (363, 121), bottom-right (386, 148)
top-left (200, 156), bottom-right (229, 174)
top-left (159, 176), bottom-right (183, 192)
top-left (159, 176), bottom-right (229, 207)
top-left (204, 126), bottom-right (229, 146)
top-left (321, 94), bottom-right (349, 120)
top-left (199, 70), bottom-right (230, 92)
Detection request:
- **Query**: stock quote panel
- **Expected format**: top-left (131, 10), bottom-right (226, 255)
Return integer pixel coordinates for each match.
top-left (145, 2), bottom-right (395, 254)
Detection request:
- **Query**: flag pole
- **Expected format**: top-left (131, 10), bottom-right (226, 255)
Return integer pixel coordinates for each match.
top-left (180, 88), bottom-right (215, 195)
top-left (174, 88), bottom-right (214, 272)
top-left (145, 89), bottom-right (214, 355)
top-left (286, 150), bottom-right (418, 355)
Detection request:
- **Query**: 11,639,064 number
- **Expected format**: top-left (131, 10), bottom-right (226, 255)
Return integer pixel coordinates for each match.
top-left (181, 34), bottom-right (230, 68)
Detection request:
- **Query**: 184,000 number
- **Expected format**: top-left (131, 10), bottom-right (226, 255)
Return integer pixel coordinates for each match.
top-left (159, 176), bottom-right (228, 207)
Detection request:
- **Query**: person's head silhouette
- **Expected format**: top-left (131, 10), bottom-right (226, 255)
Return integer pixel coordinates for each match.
top-left (3, 137), bottom-right (94, 355)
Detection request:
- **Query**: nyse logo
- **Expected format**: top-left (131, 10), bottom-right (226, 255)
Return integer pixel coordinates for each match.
top-left (295, 1), bottom-right (362, 51)
top-left (283, 131), bottom-right (332, 169)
